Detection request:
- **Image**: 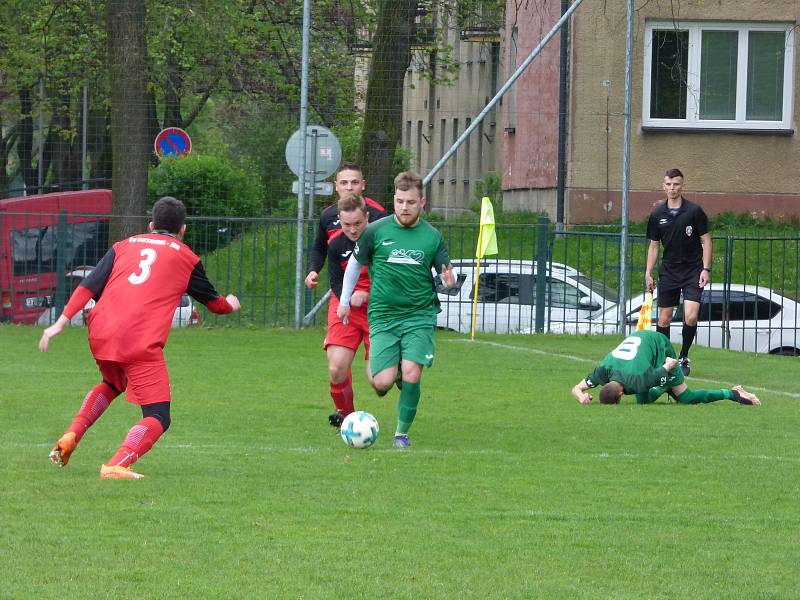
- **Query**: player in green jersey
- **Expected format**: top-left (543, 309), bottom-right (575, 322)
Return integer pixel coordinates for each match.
top-left (571, 330), bottom-right (761, 406)
top-left (338, 171), bottom-right (456, 448)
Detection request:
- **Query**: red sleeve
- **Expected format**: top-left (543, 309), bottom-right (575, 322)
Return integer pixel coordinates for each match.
top-left (62, 285), bottom-right (95, 320)
top-left (206, 295), bottom-right (234, 314)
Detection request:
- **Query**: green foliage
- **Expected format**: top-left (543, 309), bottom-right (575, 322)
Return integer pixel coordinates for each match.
top-left (472, 170), bottom-right (503, 211)
top-left (148, 154), bottom-right (264, 252)
top-left (4, 325), bottom-right (799, 598)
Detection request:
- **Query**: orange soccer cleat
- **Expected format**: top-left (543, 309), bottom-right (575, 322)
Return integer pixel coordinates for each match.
top-left (49, 432), bottom-right (77, 467)
top-left (99, 464), bottom-right (145, 480)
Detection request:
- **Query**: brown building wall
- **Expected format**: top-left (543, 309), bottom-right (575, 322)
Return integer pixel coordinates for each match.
top-left (567, 0), bottom-right (800, 223)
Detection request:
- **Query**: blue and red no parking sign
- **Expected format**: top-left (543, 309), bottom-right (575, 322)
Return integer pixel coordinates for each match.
top-left (154, 127), bottom-right (192, 158)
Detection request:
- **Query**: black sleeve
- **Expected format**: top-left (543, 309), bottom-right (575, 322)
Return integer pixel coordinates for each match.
top-left (695, 206), bottom-right (709, 237)
top-left (81, 247), bottom-right (116, 298)
top-left (645, 212), bottom-right (660, 241)
top-left (186, 261), bottom-right (222, 304)
top-left (308, 219), bottom-right (328, 274)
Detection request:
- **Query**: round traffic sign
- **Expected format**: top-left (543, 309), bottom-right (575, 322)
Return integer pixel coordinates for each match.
top-left (154, 127), bottom-right (192, 158)
top-left (285, 125), bottom-right (341, 182)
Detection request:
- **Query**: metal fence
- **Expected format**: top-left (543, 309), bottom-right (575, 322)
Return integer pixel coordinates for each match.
top-left (3, 211), bottom-right (799, 356)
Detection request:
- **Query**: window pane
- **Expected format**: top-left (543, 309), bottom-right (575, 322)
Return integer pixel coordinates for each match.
top-left (650, 29), bottom-right (689, 118)
top-left (747, 31), bottom-right (785, 120)
top-left (700, 31), bottom-right (737, 120)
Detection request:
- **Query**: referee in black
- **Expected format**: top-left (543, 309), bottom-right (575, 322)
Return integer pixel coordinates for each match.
top-left (644, 168), bottom-right (712, 376)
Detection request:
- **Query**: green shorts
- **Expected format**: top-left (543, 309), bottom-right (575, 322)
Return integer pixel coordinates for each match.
top-left (369, 318), bottom-right (436, 376)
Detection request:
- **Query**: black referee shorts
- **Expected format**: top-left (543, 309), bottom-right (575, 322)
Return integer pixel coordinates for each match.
top-left (657, 262), bottom-right (703, 307)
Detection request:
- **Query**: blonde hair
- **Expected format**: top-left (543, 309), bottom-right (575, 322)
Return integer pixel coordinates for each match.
top-left (337, 193), bottom-right (366, 214)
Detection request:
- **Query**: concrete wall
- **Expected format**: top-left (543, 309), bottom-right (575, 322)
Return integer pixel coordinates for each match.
top-left (567, 0), bottom-right (800, 223)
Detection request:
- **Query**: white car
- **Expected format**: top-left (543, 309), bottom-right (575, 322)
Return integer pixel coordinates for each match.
top-left (37, 267), bottom-right (200, 328)
top-left (556, 283), bottom-right (800, 355)
top-left (435, 259), bottom-right (618, 334)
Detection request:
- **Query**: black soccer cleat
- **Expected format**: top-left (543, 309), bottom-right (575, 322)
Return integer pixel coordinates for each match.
top-left (328, 412), bottom-right (344, 428)
top-left (679, 356), bottom-right (691, 377)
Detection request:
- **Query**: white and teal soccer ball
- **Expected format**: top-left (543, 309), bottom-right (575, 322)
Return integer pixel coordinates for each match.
top-left (339, 411), bottom-right (379, 449)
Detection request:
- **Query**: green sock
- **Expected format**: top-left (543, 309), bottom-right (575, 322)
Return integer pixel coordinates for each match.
top-left (636, 385), bottom-right (668, 404)
top-left (675, 388), bottom-right (733, 405)
top-left (395, 381), bottom-right (421, 435)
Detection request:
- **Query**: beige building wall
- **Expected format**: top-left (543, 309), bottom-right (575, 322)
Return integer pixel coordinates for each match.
top-left (401, 11), bottom-right (502, 217)
top-left (568, 1), bottom-right (800, 223)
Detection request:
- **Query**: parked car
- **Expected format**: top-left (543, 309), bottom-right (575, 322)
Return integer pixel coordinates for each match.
top-left (36, 267), bottom-right (200, 328)
top-left (434, 259), bottom-right (618, 334)
top-left (554, 283), bottom-right (800, 355)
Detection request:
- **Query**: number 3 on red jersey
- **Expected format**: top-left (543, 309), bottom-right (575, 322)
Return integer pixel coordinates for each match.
top-left (128, 248), bottom-right (157, 285)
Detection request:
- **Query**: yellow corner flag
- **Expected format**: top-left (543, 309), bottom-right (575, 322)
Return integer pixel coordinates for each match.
top-left (476, 197), bottom-right (498, 258)
top-left (635, 292), bottom-right (653, 331)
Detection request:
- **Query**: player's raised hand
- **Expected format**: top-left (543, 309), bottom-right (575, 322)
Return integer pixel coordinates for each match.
top-left (440, 264), bottom-right (456, 288)
top-left (226, 294), bottom-right (241, 312)
top-left (305, 271), bottom-right (318, 289)
top-left (663, 357), bottom-right (678, 372)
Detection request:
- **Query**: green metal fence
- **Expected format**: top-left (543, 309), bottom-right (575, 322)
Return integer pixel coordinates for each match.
top-left (4, 211), bottom-right (799, 355)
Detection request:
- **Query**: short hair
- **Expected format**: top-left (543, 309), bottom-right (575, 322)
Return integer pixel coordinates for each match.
top-left (599, 382), bottom-right (622, 405)
top-left (337, 193), bottom-right (366, 214)
top-left (664, 168), bottom-right (684, 179)
top-left (336, 162), bottom-right (364, 179)
top-left (394, 170), bottom-right (423, 196)
top-left (152, 196), bottom-right (186, 233)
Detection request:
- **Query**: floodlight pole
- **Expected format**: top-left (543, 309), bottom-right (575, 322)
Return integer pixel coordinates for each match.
top-left (618, 0), bottom-right (634, 333)
top-left (294, 0), bottom-right (312, 328)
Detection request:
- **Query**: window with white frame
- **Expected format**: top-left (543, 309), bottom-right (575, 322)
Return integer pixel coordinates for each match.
top-left (643, 21), bottom-right (795, 130)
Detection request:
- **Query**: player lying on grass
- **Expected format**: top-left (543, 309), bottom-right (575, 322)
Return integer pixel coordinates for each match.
top-left (571, 330), bottom-right (761, 406)
top-left (39, 196), bottom-right (241, 479)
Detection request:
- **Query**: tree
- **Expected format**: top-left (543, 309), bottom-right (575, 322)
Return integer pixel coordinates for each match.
top-left (107, 0), bottom-right (149, 240)
top-left (357, 0), bottom-right (417, 201)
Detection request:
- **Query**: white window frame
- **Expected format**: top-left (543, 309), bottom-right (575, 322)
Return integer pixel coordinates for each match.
top-left (643, 20), bottom-right (795, 131)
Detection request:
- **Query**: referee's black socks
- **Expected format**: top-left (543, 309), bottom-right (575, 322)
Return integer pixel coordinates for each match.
top-left (680, 323), bottom-right (697, 358)
top-left (656, 325), bottom-right (671, 339)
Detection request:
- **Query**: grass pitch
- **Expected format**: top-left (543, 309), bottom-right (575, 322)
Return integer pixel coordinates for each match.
top-left (2, 325), bottom-right (799, 599)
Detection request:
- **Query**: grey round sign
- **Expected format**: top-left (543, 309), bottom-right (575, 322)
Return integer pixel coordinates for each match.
top-left (285, 125), bottom-right (342, 182)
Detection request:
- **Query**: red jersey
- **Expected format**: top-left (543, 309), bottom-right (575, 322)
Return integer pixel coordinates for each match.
top-left (77, 232), bottom-right (225, 362)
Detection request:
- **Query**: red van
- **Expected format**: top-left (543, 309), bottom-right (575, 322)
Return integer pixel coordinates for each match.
top-left (0, 189), bottom-right (111, 324)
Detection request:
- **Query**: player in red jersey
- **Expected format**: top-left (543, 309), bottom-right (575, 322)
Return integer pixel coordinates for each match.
top-left (305, 164), bottom-right (385, 428)
top-left (39, 196), bottom-right (240, 479)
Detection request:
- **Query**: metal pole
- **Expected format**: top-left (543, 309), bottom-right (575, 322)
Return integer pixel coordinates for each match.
top-left (82, 86), bottom-right (88, 190)
top-left (294, 0), bottom-right (311, 328)
top-left (305, 128), bottom-right (319, 314)
top-left (423, 0), bottom-right (586, 187)
top-left (618, 0), bottom-right (634, 332)
top-left (556, 0), bottom-right (571, 230)
top-left (38, 76), bottom-right (45, 193)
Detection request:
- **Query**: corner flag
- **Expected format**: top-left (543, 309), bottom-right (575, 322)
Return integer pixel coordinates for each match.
top-left (635, 292), bottom-right (653, 331)
top-left (476, 197), bottom-right (498, 258)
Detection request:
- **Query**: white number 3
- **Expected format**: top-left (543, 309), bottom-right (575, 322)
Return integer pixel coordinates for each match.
top-left (128, 248), bottom-right (157, 285)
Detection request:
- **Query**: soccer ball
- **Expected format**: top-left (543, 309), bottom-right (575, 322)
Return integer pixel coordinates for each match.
top-left (339, 411), bottom-right (379, 449)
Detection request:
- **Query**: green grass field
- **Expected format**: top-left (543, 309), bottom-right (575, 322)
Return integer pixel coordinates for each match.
top-left (2, 325), bottom-right (799, 599)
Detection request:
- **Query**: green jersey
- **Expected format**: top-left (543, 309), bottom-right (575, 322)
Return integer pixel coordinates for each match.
top-left (353, 215), bottom-right (451, 324)
top-left (585, 330), bottom-right (678, 394)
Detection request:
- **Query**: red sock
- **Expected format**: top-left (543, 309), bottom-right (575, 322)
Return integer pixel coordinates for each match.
top-left (68, 382), bottom-right (117, 443)
top-left (106, 417), bottom-right (165, 468)
top-left (330, 371), bottom-right (355, 417)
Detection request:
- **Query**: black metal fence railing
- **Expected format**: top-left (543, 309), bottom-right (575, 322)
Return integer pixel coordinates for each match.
top-left (2, 211), bottom-right (799, 356)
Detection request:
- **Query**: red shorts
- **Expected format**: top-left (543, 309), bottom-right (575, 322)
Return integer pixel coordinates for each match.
top-left (96, 359), bottom-right (171, 406)
top-left (324, 295), bottom-right (370, 359)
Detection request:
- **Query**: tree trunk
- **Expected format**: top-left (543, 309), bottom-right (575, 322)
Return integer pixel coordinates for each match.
top-left (107, 0), bottom-right (149, 243)
top-left (17, 88), bottom-right (37, 192)
top-left (358, 0), bottom-right (416, 204)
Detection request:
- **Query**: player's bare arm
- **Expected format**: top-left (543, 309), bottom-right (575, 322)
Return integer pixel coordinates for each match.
top-left (572, 379), bottom-right (593, 404)
top-left (644, 240), bottom-right (660, 292)
top-left (350, 290), bottom-right (369, 307)
top-left (39, 315), bottom-right (70, 352)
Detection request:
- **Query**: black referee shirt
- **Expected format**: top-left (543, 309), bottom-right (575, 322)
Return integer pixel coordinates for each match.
top-left (646, 198), bottom-right (709, 265)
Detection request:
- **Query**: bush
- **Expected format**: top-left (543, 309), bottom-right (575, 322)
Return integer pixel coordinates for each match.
top-left (148, 154), bottom-right (264, 217)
